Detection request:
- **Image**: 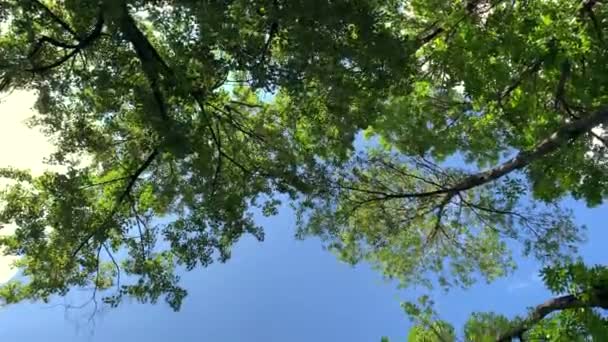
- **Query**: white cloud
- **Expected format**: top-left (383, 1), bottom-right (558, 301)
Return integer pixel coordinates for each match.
top-left (0, 90), bottom-right (58, 284)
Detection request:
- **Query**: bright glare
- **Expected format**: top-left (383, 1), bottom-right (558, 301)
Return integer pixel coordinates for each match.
top-left (0, 90), bottom-right (57, 284)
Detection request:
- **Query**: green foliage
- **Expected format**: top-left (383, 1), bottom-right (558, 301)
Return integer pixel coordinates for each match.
top-left (407, 322), bottom-right (455, 342)
top-left (463, 312), bottom-right (512, 341)
top-left (403, 295), bottom-right (456, 342)
top-left (296, 0), bottom-right (607, 294)
top-left (0, 0), bottom-right (606, 320)
top-left (0, 0), bottom-right (415, 309)
top-left (403, 263), bottom-right (608, 341)
top-left (298, 150), bottom-right (581, 291)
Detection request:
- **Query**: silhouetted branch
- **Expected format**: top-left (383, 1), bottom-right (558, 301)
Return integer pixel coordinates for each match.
top-left (31, 0), bottom-right (78, 37)
top-left (28, 10), bottom-right (104, 73)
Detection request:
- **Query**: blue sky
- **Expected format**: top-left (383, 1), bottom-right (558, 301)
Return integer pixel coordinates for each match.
top-left (0, 196), bottom-right (605, 341)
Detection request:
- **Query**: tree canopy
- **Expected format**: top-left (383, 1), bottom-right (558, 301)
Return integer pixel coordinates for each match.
top-left (0, 0), bottom-right (607, 339)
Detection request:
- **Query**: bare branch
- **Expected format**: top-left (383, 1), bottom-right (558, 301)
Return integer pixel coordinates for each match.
top-left (564, 109), bottom-right (608, 149)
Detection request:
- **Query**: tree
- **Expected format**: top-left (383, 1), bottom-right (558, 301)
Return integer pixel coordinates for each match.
top-left (393, 262), bottom-right (608, 341)
top-left (0, 0), bottom-right (417, 309)
top-left (298, 0), bottom-right (608, 291)
top-left (0, 0), bottom-right (606, 322)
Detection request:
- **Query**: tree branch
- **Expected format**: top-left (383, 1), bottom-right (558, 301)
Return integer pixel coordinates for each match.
top-left (71, 148), bottom-right (159, 258)
top-left (128, 195), bottom-right (149, 260)
top-left (28, 10), bottom-right (104, 73)
top-left (107, 0), bottom-right (258, 182)
top-left (103, 242), bottom-right (121, 293)
top-left (423, 194), bottom-right (452, 248)
top-left (31, 0), bottom-right (78, 38)
top-left (496, 288), bottom-right (608, 341)
top-left (377, 106), bottom-right (608, 200)
top-left (416, 0), bottom-right (505, 48)
top-left (257, 21), bottom-right (278, 66)
top-left (28, 36), bottom-right (79, 58)
top-left (80, 175), bottom-right (133, 189)
top-left (498, 59), bottom-right (543, 105)
top-left (229, 100), bottom-right (264, 109)
top-left (111, 3), bottom-right (171, 79)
